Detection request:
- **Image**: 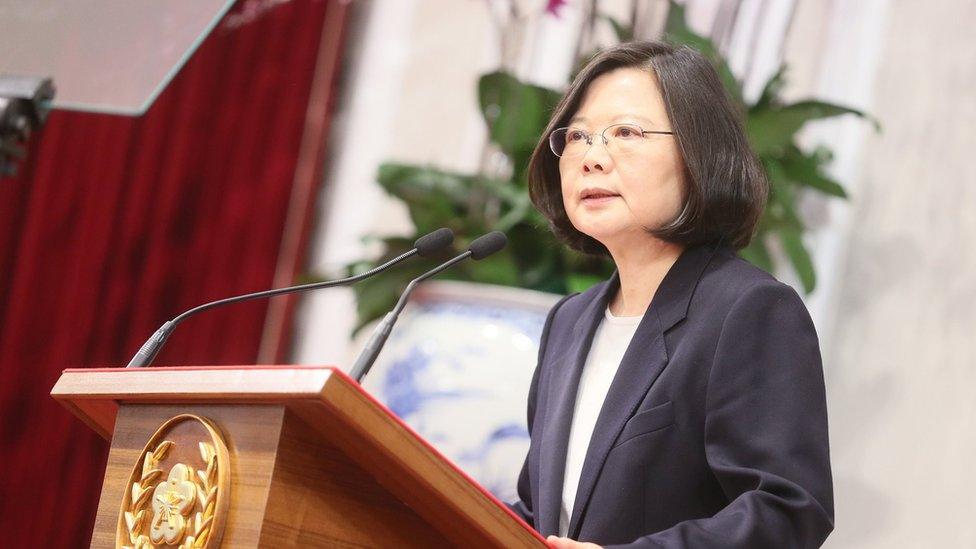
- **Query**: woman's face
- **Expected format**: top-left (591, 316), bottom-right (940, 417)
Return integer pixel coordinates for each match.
top-left (558, 67), bottom-right (686, 250)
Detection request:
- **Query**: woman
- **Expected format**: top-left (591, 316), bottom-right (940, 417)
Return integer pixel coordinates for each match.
top-left (508, 41), bottom-right (833, 548)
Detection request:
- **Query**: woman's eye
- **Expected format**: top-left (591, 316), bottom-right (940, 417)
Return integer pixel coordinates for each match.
top-left (567, 130), bottom-right (586, 142)
top-left (614, 126), bottom-right (640, 139)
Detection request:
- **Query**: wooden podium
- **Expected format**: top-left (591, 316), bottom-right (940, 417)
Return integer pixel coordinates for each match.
top-left (51, 365), bottom-right (546, 548)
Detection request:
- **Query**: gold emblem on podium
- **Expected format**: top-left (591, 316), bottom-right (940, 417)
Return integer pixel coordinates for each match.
top-left (117, 414), bottom-right (230, 549)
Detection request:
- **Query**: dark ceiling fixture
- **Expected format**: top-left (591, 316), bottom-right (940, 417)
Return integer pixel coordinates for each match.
top-left (0, 75), bottom-right (55, 177)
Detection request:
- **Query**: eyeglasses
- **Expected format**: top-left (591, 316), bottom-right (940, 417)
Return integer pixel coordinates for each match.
top-left (549, 123), bottom-right (674, 158)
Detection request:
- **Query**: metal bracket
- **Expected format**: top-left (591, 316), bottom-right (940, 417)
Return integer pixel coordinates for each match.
top-left (0, 75), bottom-right (55, 177)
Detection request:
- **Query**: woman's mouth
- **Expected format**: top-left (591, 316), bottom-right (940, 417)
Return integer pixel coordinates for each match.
top-left (580, 188), bottom-right (620, 206)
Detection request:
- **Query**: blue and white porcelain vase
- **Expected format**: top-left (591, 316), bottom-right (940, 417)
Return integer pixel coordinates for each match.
top-left (360, 280), bottom-right (561, 503)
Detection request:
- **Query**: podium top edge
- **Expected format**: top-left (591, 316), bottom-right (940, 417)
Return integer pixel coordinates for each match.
top-left (62, 365), bottom-right (340, 373)
top-left (50, 365), bottom-right (360, 403)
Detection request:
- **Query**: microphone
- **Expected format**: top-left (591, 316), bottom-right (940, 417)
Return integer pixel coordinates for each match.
top-left (349, 231), bottom-right (507, 383)
top-left (125, 228), bottom-right (454, 368)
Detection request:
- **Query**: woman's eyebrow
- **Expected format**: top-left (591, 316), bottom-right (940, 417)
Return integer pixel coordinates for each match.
top-left (568, 114), bottom-right (656, 126)
top-left (616, 114), bottom-right (655, 124)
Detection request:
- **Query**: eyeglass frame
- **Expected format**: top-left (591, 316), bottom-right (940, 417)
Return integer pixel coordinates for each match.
top-left (548, 123), bottom-right (675, 158)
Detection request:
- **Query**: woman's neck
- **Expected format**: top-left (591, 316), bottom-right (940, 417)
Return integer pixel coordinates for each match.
top-left (604, 237), bottom-right (684, 317)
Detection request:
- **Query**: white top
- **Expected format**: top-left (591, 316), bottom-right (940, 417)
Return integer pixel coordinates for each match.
top-left (559, 306), bottom-right (643, 536)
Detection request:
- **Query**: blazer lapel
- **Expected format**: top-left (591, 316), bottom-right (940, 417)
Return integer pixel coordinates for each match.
top-left (567, 243), bottom-right (723, 537)
top-left (537, 275), bottom-right (617, 536)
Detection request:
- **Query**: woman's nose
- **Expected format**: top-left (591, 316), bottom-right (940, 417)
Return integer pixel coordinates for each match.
top-left (582, 141), bottom-right (613, 173)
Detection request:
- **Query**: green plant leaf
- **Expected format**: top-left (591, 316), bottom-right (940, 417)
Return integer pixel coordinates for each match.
top-left (345, 235), bottom-right (462, 331)
top-left (567, 273), bottom-right (604, 293)
top-left (378, 162), bottom-right (479, 202)
top-left (764, 160), bottom-right (805, 231)
top-left (461, 248), bottom-right (521, 287)
top-left (754, 65), bottom-right (787, 111)
top-left (478, 71), bottom-right (562, 159)
top-left (779, 228), bottom-right (816, 293)
top-left (350, 273), bottom-right (399, 333)
top-left (493, 193), bottom-right (533, 233)
top-left (747, 100), bottom-right (874, 155)
top-left (739, 238), bottom-right (773, 273)
top-left (779, 147), bottom-right (848, 199)
top-left (377, 162), bottom-right (516, 235)
top-left (504, 221), bottom-right (565, 291)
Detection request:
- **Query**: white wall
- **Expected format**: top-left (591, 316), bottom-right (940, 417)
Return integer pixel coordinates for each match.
top-left (293, 0), bottom-right (500, 368)
top-left (784, 1), bottom-right (976, 546)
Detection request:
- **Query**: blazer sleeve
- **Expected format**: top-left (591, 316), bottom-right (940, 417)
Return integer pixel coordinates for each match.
top-left (508, 292), bottom-right (576, 526)
top-left (610, 281), bottom-right (834, 549)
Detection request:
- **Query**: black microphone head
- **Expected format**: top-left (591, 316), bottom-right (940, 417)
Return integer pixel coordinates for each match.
top-left (468, 231), bottom-right (507, 260)
top-left (414, 228), bottom-right (454, 257)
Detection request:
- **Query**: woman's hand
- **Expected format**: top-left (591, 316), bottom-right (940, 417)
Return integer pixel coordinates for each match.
top-left (546, 535), bottom-right (603, 548)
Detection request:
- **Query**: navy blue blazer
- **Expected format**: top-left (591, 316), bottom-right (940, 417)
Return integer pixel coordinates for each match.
top-left (510, 243), bottom-right (833, 547)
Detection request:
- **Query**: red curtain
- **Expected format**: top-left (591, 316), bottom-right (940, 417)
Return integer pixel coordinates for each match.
top-left (0, 1), bottom-right (345, 545)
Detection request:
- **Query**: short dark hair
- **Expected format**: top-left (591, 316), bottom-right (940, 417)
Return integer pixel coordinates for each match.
top-left (528, 40), bottom-right (767, 254)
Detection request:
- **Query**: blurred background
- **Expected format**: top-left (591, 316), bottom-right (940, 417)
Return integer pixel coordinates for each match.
top-left (0, 0), bottom-right (973, 547)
